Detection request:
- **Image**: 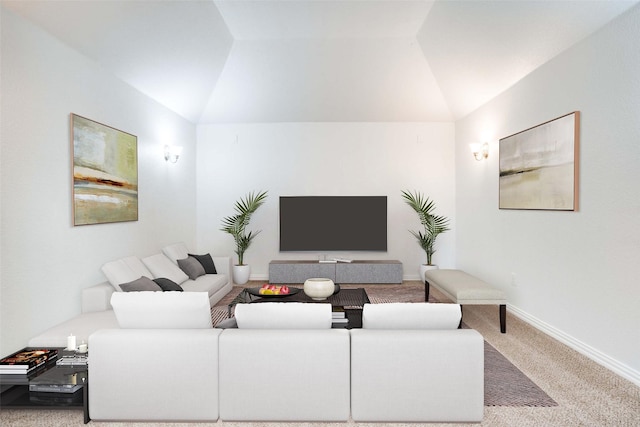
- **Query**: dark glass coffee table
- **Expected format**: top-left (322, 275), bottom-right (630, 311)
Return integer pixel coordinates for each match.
top-left (229, 287), bottom-right (370, 329)
top-left (0, 348), bottom-right (89, 423)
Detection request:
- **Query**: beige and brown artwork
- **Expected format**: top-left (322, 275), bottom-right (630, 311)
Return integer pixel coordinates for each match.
top-left (72, 114), bottom-right (138, 225)
top-left (499, 112), bottom-right (579, 211)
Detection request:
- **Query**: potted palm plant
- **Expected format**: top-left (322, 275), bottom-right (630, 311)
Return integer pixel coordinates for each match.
top-left (220, 190), bottom-right (268, 285)
top-left (401, 190), bottom-right (450, 280)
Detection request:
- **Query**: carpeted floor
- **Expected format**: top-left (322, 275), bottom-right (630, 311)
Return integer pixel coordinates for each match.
top-left (2, 281), bottom-right (639, 426)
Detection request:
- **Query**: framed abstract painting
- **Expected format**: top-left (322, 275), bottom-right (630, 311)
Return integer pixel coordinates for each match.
top-left (71, 114), bottom-right (138, 225)
top-left (499, 112), bottom-right (580, 211)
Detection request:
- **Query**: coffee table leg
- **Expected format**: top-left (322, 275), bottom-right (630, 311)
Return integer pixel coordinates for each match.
top-left (83, 381), bottom-right (90, 423)
top-left (500, 304), bottom-right (506, 333)
top-left (425, 280), bottom-right (430, 302)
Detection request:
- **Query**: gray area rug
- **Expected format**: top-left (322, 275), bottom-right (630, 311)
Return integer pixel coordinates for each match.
top-left (212, 286), bottom-right (557, 408)
top-left (483, 340), bottom-right (557, 407)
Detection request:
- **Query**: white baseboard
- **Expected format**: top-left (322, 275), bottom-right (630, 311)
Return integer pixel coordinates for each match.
top-left (508, 303), bottom-right (640, 387)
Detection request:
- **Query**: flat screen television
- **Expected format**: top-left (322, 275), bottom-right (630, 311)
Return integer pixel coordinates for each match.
top-left (279, 196), bottom-right (387, 251)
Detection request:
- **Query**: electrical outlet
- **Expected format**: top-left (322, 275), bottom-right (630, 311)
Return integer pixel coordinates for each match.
top-left (511, 273), bottom-right (518, 287)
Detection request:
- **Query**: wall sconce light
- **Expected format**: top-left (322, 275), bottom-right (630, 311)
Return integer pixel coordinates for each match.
top-left (164, 145), bottom-right (183, 163)
top-left (470, 142), bottom-right (489, 161)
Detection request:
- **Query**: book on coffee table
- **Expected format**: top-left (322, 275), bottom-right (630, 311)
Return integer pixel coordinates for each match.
top-left (55, 349), bottom-right (88, 366)
top-left (29, 366), bottom-right (86, 393)
top-left (0, 348), bottom-right (58, 374)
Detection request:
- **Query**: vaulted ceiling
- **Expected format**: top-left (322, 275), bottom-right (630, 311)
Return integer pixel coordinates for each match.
top-left (4, 0), bottom-right (638, 124)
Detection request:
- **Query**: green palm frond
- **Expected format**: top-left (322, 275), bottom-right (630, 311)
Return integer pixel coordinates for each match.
top-left (402, 190), bottom-right (450, 265)
top-left (220, 191), bottom-right (268, 265)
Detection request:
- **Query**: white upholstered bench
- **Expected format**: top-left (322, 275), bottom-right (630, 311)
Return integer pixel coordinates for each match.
top-left (424, 269), bottom-right (507, 333)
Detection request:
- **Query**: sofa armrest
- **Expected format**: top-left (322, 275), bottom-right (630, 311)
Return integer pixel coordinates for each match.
top-left (82, 282), bottom-right (115, 313)
top-left (211, 256), bottom-right (232, 282)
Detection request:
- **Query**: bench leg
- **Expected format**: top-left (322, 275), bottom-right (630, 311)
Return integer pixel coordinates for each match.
top-left (500, 304), bottom-right (506, 333)
top-left (424, 280), bottom-right (430, 302)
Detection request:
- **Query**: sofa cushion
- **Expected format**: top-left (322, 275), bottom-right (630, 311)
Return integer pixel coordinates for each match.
top-left (153, 278), bottom-right (184, 292)
top-left (101, 256), bottom-right (153, 292)
top-left (177, 256), bottom-right (206, 280)
top-left (189, 253), bottom-right (217, 274)
top-left (180, 274), bottom-right (228, 298)
top-left (234, 303), bottom-right (332, 329)
top-left (142, 253), bottom-right (189, 284)
top-left (120, 277), bottom-right (163, 292)
top-left (111, 291), bottom-right (212, 329)
top-left (121, 256), bottom-right (153, 279)
top-left (162, 242), bottom-right (189, 265)
top-left (362, 303), bottom-right (462, 330)
top-left (219, 329), bottom-right (350, 421)
top-left (101, 259), bottom-right (136, 292)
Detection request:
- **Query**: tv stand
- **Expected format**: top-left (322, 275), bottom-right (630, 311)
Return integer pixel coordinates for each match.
top-left (269, 260), bottom-right (402, 284)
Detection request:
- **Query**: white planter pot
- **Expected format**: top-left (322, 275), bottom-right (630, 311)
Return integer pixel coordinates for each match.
top-left (303, 278), bottom-right (335, 300)
top-left (419, 264), bottom-right (439, 282)
top-left (233, 264), bottom-right (251, 285)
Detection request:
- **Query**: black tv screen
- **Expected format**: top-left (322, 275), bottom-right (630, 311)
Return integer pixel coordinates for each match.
top-left (279, 196), bottom-right (387, 251)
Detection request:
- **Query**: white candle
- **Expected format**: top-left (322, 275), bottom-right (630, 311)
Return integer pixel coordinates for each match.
top-left (67, 334), bottom-right (76, 350)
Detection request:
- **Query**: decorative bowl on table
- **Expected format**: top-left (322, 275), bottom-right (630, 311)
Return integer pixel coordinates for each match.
top-left (303, 278), bottom-right (335, 300)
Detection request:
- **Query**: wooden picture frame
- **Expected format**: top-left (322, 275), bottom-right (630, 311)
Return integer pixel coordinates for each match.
top-left (499, 112), bottom-right (580, 211)
top-left (71, 114), bottom-right (138, 225)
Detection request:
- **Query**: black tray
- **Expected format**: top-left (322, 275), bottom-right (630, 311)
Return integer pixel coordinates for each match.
top-left (246, 287), bottom-right (300, 298)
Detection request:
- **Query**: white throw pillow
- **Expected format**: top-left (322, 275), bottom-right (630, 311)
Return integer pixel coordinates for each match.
top-left (101, 259), bottom-right (137, 292)
top-left (162, 242), bottom-right (190, 265)
top-left (362, 303), bottom-right (462, 330)
top-left (235, 303), bottom-right (332, 329)
top-left (102, 256), bottom-right (155, 292)
top-left (111, 291), bottom-right (212, 329)
top-left (121, 256), bottom-right (153, 279)
top-left (142, 253), bottom-right (189, 284)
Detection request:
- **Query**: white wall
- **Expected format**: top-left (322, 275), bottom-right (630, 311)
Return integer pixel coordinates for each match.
top-left (0, 9), bottom-right (197, 355)
top-left (455, 5), bottom-right (640, 384)
top-left (196, 122), bottom-right (455, 280)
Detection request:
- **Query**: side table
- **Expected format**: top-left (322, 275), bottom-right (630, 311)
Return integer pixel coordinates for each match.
top-left (0, 348), bottom-right (89, 424)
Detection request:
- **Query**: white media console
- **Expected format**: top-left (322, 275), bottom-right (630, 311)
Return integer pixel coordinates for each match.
top-left (269, 260), bottom-right (403, 284)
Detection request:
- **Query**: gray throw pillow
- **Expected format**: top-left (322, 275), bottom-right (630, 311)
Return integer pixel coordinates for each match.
top-left (120, 276), bottom-right (162, 292)
top-left (153, 277), bottom-right (184, 292)
top-left (189, 253), bottom-right (217, 274)
top-left (177, 256), bottom-right (206, 280)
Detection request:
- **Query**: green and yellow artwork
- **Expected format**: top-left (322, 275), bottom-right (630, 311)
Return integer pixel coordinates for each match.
top-left (72, 114), bottom-right (138, 225)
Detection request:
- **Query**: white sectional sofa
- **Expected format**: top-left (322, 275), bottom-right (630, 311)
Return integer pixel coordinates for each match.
top-left (26, 250), bottom-right (484, 423)
top-left (27, 242), bottom-right (232, 349)
top-left (86, 298), bottom-right (484, 423)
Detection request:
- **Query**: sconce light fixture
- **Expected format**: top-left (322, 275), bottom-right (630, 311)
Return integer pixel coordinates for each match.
top-left (164, 145), bottom-right (183, 163)
top-left (470, 142), bottom-right (489, 161)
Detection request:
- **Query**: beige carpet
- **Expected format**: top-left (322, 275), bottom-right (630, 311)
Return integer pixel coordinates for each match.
top-left (2, 281), bottom-right (639, 426)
